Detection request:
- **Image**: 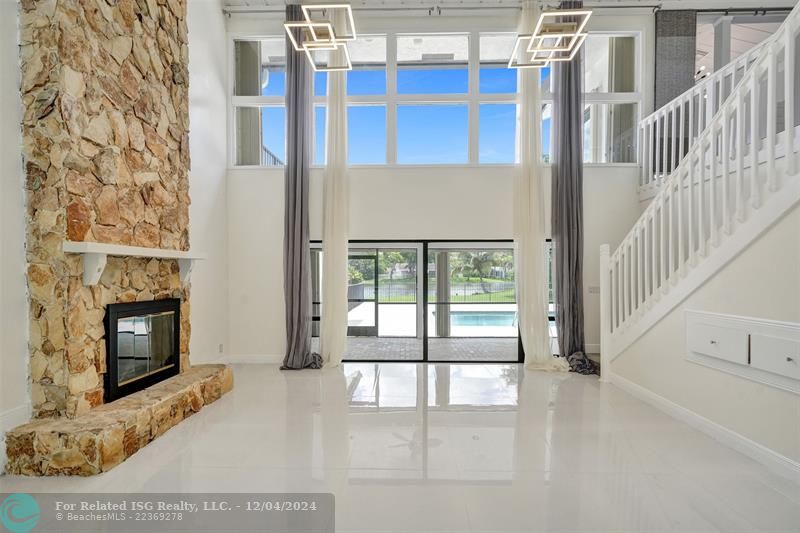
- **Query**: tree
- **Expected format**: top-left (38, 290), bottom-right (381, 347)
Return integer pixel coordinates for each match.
top-left (378, 251), bottom-right (405, 280)
top-left (400, 250), bottom-right (417, 276)
top-left (469, 251), bottom-right (494, 293)
top-left (495, 251), bottom-right (515, 280)
top-left (450, 252), bottom-right (471, 280)
top-left (348, 264), bottom-right (364, 284)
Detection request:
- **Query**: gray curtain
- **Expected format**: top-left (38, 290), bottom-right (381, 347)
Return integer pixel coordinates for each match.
top-left (283, 5), bottom-right (322, 370)
top-left (551, 1), bottom-right (594, 374)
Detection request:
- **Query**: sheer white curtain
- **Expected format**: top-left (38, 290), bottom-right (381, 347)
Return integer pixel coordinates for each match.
top-left (516, 2), bottom-right (569, 372)
top-left (320, 41), bottom-right (350, 366)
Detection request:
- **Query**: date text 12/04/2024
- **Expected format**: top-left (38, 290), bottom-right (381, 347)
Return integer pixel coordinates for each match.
top-left (54, 500), bottom-right (320, 513)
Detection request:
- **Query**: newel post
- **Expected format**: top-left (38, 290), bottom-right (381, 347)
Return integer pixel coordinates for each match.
top-left (599, 244), bottom-right (612, 383)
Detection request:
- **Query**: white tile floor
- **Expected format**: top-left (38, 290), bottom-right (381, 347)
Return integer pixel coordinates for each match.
top-left (2, 363), bottom-right (799, 532)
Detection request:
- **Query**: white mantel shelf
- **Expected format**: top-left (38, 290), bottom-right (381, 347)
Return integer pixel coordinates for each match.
top-left (63, 241), bottom-right (206, 286)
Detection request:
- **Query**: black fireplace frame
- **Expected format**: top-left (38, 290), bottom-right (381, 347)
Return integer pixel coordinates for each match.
top-left (104, 298), bottom-right (181, 403)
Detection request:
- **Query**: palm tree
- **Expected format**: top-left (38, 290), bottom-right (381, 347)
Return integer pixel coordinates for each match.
top-left (470, 251), bottom-right (494, 293)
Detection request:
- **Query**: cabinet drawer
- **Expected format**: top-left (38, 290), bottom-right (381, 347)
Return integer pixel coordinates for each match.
top-left (750, 334), bottom-right (800, 380)
top-left (687, 321), bottom-right (749, 365)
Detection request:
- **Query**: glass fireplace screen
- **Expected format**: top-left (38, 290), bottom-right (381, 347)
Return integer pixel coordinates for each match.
top-left (116, 311), bottom-right (175, 385)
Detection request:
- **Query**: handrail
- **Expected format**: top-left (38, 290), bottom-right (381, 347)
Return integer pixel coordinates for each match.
top-left (602, 2), bottom-right (799, 362)
top-left (639, 39), bottom-right (770, 197)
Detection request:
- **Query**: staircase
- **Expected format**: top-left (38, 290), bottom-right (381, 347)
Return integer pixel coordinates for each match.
top-left (600, 4), bottom-right (800, 378)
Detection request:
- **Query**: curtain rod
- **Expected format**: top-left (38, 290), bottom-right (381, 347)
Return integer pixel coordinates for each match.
top-left (223, 4), bottom-right (662, 16)
top-left (695, 7), bottom-right (792, 14)
top-left (222, 6), bottom-right (521, 14)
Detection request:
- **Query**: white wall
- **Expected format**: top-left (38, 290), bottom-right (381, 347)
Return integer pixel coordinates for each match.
top-left (612, 204), bottom-right (800, 463)
top-left (227, 165), bottom-right (640, 360)
top-left (187, 0), bottom-right (229, 363)
top-left (1, 0), bottom-right (30, 465)
top-left (582, 165), bottom-right (642, 352)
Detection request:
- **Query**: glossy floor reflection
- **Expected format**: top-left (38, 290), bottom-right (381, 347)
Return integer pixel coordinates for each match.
top-left (3, 363), bottom-right (799, 532)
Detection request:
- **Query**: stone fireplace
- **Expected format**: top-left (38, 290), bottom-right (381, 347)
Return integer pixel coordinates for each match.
top-left (5, 0), bottom-right (232, 476)
top-left (22, 0), bottom-right (193, 418)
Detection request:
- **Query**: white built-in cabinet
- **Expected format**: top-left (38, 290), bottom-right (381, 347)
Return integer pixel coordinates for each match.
top-left (686, 310), bottom-right (800, 394)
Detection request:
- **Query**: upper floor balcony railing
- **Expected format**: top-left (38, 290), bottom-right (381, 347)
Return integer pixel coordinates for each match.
top-left (638, 39), bottom-right (769, 198)
top-left (261, 145), bottom-right (284, 167)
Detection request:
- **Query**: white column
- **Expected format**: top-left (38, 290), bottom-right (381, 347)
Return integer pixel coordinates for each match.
top-left (713, 16), bottom-right (733, 72)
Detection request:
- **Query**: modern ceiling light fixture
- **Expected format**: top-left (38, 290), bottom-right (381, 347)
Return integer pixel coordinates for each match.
top-left (532, 33), bottom-right (587, 63)
top-left (304, 42), bottom-right (353, 72)
top-left (509, 8), bottom-right (592, 69)
top-left (528, 9), bottom-right (591, 61)
top-left (508, 35), bottom-right (550, 69)
top-left (301, 4), bottom-right (357, 42)
top-left (284, 3), bottom-right (356, 71)
top-left (284, 21), bottom-right (337, 51)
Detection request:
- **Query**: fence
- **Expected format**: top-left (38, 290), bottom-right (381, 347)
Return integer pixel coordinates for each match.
top-left (349, 280), bottom-right (517, 303)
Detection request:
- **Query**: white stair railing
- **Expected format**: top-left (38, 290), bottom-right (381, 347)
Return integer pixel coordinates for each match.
top-left (639, 41), bottom-right (769, 198)
top-left (602, 4), bottom-right (799, 370)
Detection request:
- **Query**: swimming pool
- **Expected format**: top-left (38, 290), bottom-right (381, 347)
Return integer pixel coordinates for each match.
top-left (450, 311), bottom-right (517, 327)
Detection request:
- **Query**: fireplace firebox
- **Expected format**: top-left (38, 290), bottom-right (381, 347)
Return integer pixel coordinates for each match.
top-left (104, 298), bottom-right (181, 402)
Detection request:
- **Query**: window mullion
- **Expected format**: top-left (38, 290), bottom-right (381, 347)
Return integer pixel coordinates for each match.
top-left (346, 95), bottom-right (387, 105)
top-left (228, 37), bottom-right (235, 168)
top-left (386, 31), bottom-right (398, 165)
top-left (232, 96), bottom-right (285, 106)
top-left (393, 94), bottom-right (471, 104)
top-left (468, 31), bottom-right (480, 164)
top-left (583, 92), bottom-right (641, 103)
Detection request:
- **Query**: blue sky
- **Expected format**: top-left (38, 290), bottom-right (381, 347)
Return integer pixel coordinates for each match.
top-left (259, 66), bottom-right (552, 165)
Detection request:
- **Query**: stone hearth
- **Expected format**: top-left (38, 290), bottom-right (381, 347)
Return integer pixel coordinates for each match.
top-left (5, 365), bottom-right (232, 476)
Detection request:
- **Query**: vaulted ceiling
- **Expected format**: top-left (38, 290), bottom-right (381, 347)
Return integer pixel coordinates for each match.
top-left (222, 0), bottom-right (797, 9)
top-left (695, 18), bottom-right (784, 75)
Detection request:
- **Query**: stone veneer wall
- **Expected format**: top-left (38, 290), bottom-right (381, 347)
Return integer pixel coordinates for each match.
top-left (21, 0), bottom-right (191, 418)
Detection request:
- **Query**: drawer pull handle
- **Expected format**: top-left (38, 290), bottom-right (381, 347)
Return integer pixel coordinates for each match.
top-left (788, 356), bottom-right (795, 363)
top-left (709, 340), bottom-right (718, 345)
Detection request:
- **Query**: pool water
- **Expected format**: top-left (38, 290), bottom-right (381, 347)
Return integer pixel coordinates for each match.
top-left (451, 311), bottom-right (517, 327)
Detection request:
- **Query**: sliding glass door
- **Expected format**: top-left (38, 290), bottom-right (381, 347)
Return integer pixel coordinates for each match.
top-left (427, 243), bottom-right (519, 362)
top-left (311, 241), bottom-right (524, 362)
top-left (312, 243), bottom-right (424, 361)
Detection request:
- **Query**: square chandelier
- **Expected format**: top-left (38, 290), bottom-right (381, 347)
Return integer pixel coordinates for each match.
top-left (284, 4), bottom-right (356, 71)
top-left (509, 8), bottom-right (592, 69)
top-left (508, 35), bottom-right (550, 69)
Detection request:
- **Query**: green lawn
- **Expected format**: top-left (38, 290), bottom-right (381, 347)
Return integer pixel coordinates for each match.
top-left (378, 294), bottom-right (417, 303)
top-left (378, 288), bottom-right (516, 304)
top-left (449, 276), bottom-right (514, 283)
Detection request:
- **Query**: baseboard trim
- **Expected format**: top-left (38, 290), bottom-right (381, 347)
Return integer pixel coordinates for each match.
top-left (225, 354), bottom-right (284, 364)
top-left (610, 373), bottom-right (800, 481)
